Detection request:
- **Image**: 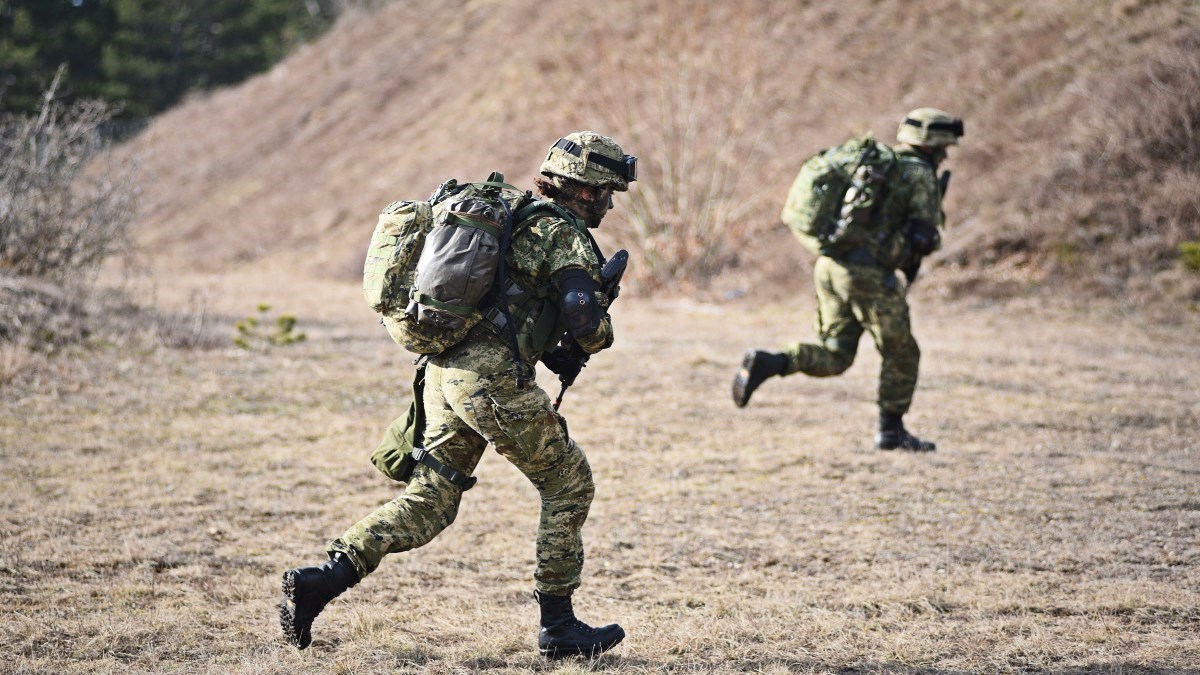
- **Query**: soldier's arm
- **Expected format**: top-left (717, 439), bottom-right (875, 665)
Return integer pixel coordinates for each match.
top-left (904, 162), bottom-right (943, 254)
top-left (544, 221), bottom-right (614, 355)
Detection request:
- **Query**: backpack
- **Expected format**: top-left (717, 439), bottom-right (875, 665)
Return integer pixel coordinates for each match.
top-left (362, 172), bottom-right (533, 355)
top-left (780, 135), bottom-right (899, 258)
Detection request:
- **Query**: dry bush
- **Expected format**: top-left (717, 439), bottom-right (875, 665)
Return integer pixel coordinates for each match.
top-left (0, 69), bottom-right (219, 382)
top-left (0, 276), bottom-right (222, 385)
top-left (549, 1), bottom-right (783, 291)
top-left (0, 67), bottom-right (138, 282)
top-left (1034, 31), bottom-right (1200, 295)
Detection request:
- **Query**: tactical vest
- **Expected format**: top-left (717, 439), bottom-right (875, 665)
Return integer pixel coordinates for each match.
top-left (479, 199), bottom-right (592, 360)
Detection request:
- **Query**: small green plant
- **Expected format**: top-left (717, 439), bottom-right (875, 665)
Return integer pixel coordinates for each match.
top-left (1179, 241), bottom-right (1200, 273)
top-left (1053, 241), bottom-right (1080, 267)
top-left (234, 303), bottom-right (306, 350)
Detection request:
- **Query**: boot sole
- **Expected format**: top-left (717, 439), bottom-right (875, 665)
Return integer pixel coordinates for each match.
top-left (279, 569), bottom-right (309, 649)
top-left (539, 628), bottom-right (625, 659)
top-left (875, 439), bottom-right (936, 452)
top-left (732, 350), bottom-right (759, 408)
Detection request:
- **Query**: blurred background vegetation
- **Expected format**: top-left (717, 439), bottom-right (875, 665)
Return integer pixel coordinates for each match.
top-left (0, 0), bottom-right (346, 120)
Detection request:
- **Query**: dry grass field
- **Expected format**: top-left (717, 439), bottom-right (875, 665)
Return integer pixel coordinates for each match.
top-left (2, 273), bottom-right (1197, 674)
top-left (4, 4), bottom-right (1200, 672)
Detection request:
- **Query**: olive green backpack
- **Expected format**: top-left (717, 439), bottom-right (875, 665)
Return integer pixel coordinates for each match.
top-left (780, 135), bottom-right (899, 257)
top-left (362, 172), bottom-right (533, 355)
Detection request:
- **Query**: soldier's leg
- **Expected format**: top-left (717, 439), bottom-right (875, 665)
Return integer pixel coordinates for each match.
top-left (734, 258), bottom-right (863, 407)
top-left (327, 363), bottom-right (488, 577)
top-left (783, 257), bottom-right (861, 377)
top-left (854, 273), bottom-right (919, 416)
top-left (854, 274), bottom-right (933, 451)
top-left (459, 372), bottom-right (622, 657)
top-left (462, 378), bottom-right (594, 594)
top-left (282, 363), bottom-right (487, 649)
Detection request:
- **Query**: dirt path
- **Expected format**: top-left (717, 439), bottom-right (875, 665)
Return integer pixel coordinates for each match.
top-left (2, 277), bottom-right (1198, 673)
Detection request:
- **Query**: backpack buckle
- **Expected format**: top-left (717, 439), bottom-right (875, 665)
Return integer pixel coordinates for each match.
top-left (484, 306), bottom-right (507, 329)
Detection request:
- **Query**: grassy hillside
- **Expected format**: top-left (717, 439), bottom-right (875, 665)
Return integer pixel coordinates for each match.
top-left (118, 0), bottom-right (1200, 303)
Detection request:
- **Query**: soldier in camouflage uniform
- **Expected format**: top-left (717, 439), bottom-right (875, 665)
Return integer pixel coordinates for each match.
top-left (732, 109), bottom-right (964, 451)
top-left (280, 132), bottom-right (636, 659)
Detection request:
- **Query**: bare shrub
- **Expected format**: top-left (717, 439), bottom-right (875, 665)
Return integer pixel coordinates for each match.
top-left (558, 2), bottom-right (780, 291)
top-left (0, 275), bottom-right (91, 348)
top-left (0, 67), bottom-right (139, 282)
top-left (1010, 31), bottom-right (1200, 291)
top-left (147, 290), bottom-right (223, 350)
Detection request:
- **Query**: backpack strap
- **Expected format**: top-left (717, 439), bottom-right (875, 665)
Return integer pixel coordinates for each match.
top-left (492, 198), bottom-right (529, 388)
top-left (515, 200), bottom-right (606, 264)
top-left (481, 200), bottom-right (561, 339)
top-left (513, 199), bottom-right (577, 226)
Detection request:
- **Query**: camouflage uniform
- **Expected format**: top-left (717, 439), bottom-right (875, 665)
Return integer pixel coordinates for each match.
top-left (735, 108), bottom-right (962, 453)
top-left (781, 145), bottom-right (941, 415)
top-left (282, 131), bottom-right (633, 658)
top-left (329, 206), bottom-right (613, 596)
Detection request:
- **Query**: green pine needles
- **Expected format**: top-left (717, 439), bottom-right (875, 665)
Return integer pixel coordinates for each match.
top-left (1179, 242), bottom-right (1200, 273)
top-left (234, 303), bottom-right (306, 350)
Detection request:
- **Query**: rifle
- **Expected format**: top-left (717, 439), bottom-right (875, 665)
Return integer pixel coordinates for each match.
top-left (938, 170), bottom-right (951, 199)
top-left (549, 249), bottom-right (628, 410)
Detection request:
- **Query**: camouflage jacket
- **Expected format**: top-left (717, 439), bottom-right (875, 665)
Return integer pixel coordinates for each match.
top-left (459, 201), bottom-right (614, 371)
top-left (865, 144), bottom-right (943, 270)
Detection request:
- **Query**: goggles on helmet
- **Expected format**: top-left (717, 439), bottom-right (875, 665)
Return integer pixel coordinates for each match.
top-left (902, 116), bottom-right (965, 137)
top-left (552, 138), bottom-right (638, 182)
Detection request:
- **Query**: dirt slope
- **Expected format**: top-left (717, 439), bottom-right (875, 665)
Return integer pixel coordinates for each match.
top-left (119, 0), bottom-right (1200, 302)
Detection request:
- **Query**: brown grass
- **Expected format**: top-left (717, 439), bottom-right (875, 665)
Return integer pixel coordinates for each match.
top-left (2, 274), bottom-right (1197, 673)
top-left (7, 2), bottom-right (1198, 671)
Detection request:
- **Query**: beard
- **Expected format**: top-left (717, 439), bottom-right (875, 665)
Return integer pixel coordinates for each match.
top-left (533, 176), bottom-right (613, 228)
top-left (581, 195), bottom-right (610, 228)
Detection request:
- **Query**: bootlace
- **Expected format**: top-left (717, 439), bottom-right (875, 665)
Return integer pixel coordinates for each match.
top-left (568, 617), bottom-right (596, 634)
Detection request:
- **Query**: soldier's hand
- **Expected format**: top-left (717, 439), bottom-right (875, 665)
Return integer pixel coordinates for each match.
top-left (540, 346), bottom-right (577, 376)
top-left (900, 258), bottom-right (922, 285)
top-left (602, 280), bottom-right (620, 303)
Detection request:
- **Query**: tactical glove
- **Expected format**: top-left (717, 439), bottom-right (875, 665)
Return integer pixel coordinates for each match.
top-left (540, 345), bottom-right (576, 376)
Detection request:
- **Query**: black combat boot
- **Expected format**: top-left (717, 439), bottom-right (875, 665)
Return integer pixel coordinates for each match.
top-left (279, 552), bottom-right (360, 649)
top-left (535, 590), bottom-right (625, 659)
top-left (875, 412), bottom-right (936, 452)
top-left (732, 349), bottom-right (789, 408)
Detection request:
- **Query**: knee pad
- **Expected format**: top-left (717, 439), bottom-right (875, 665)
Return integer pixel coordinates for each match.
top-left (558, 268), bottom-right (602, 340)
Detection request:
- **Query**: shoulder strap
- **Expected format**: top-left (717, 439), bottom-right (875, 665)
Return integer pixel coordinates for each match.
top-left (515, 199), bottom-right (605, 265)
top-left (493, 198), bottom-right (529, 388)
top-left (514, 199), bottom-right (577, 226)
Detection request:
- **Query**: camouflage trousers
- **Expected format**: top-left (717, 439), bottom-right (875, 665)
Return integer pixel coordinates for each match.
top-left (781, 255), bottom-right (920, 415)
top-left (328, 338), bottom-right (595, 596)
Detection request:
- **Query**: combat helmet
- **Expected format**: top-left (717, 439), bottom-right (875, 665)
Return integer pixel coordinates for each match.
top-left (541, 131), bottom-right (637, 192)
top-left (896, 108), bottom-right (964, 147)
